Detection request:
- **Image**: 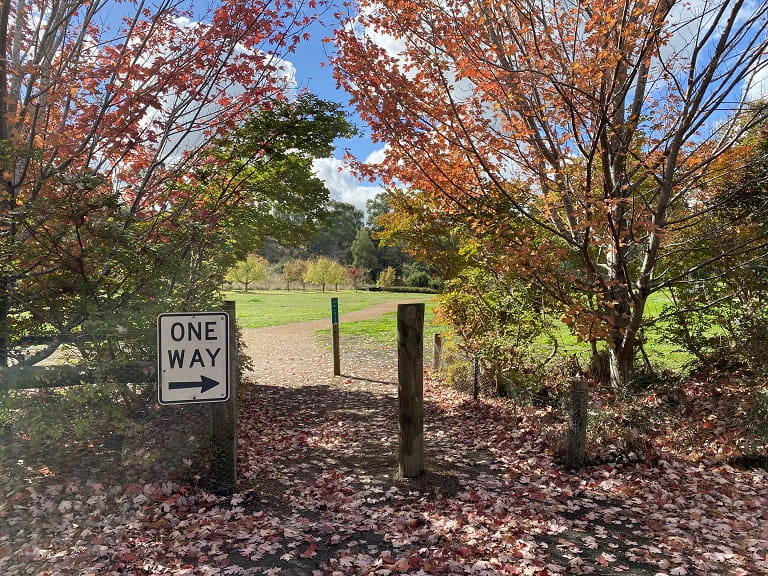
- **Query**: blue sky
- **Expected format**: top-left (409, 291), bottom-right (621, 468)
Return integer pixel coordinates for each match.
top-left (284, 16), bottom-right (386, 215)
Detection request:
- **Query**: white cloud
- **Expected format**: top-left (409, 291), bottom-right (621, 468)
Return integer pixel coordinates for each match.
top-left (746, 60), bottom-right (768, 102)
top-left (364, 146), bottom-right (387, 165)
top-left (312, 157), bottom-right (385, 214)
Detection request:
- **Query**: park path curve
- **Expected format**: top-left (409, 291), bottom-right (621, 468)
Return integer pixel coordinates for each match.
top-left (239, 299), bottom-right (429, 387)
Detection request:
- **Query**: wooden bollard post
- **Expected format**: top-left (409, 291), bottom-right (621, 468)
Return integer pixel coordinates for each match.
top-left (398, 303), bottom-right (425, 478)
top-left (331, 297), bottom-right (340, 376)
top-left (433, 333), bottom-right (442, 371)
top-left (566, 378), bottom-right (588, 469)
top-left (210, 300), bottom-right (238, 495)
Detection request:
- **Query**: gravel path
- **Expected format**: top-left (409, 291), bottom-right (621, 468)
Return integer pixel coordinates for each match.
top-left (240, 300), bottom-right (428, 387)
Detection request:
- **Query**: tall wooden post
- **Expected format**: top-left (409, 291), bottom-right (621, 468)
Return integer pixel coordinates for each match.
top-left (210, 300), bottom-right (238, 495)
top-left (331, 297), bottom-right (340, 376)
top-left (433, 333), bottom-right (442, 371)
top-left (566, 378), bottom-right (588, 469)
top-left (398, 303), bottom-right (424, 478)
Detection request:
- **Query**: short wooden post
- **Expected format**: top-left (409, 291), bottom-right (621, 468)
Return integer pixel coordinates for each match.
top-left (398, 303), bottom-right (424, 478)
top-left (331, 297), bottom-right (340, 376)
top-left (433, 333), bottom-right (442, 371)
top-left (210, 300), bottom-right (238, 495)
top-left (566, 378), bottom-right (588, 469)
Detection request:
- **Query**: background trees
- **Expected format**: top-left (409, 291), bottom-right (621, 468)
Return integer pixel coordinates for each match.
top-left (350, 229), bottom-right (377, 279)
top-left (226, 255), bottom-right (269, 292)
top-left (307, 200), bottom-right (364, 264)
top-left (334, 0), bottom-right (768, 389)
top-left (252, 192), bottom-right (417, 288)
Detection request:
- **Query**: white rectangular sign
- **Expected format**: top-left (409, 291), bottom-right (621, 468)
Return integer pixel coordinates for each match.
top-left (157, 312), bottom-right (230, 405)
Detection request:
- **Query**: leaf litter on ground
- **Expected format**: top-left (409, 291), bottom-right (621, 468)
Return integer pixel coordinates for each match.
top-left (1, 372), bottom-right (768, 575)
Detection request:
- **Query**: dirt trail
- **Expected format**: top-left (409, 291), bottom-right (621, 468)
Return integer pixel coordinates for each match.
top-left (240, 300), bottom-right (426, 387)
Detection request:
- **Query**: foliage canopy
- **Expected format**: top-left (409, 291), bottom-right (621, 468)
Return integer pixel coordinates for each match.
top-left (334, 0), bottom-right (768, 389)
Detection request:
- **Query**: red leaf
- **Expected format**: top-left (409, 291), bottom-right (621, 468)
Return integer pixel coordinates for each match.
top-left (300, 543), bottom-right (317, 558)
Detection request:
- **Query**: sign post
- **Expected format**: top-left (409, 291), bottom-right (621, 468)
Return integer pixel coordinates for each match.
top-left (331, 297), bottom-right (341, 376)
top-left (157, 307), bottom-right (237, 495)
top-left (157, 312), bottom-right (230, 405)
top-left (210, 301), bottom-right (238, 495)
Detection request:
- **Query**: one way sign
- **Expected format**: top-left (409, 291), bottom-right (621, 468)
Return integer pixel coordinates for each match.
top-left (157, 312), bottom-right (230, 405)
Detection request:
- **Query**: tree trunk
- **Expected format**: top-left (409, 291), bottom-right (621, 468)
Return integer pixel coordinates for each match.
top-left (604, 222), bottom-right (640, 392)
top-left (0, 277), bottom-right (10, 367)
top-left (605, 288), bottom-right (647, 392)
top-left (607, 344), bottom-right (634, 393)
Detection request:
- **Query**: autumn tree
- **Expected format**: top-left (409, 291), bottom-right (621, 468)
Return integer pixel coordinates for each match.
top-left (347, 266), bottom-right (367, 290)
top-left (0, 0), bottom-right (322, 366)
top-left (304, 257), bottom-right (348, 291)
top-left (377, 266), bottom-right (396, 288)
top-left (366, 193), bottom-right (413, 279)
top-left (373, 189), bottom-right (465, 280)
top-left (334, 0), bottom-right (768, 389)
top-left (282, 259), bottom-right (308, 290)
top-left (227, 255), bottom-right (270, 292)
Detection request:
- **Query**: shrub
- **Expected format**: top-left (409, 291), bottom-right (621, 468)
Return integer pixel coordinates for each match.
top-left (406, 271), bottom-right (432, 288)
top-left (437, 266), bottom-right (555, 399)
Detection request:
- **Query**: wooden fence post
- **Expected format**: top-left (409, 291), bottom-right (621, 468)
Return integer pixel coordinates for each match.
top-left (433, 333), bottom-right (442, 371)
top-left (566, 378), bottom-right (588, 469)
top-left (210, 300), bottom-right (238, 495)
top-left (398, 303), bottom-right (425, 478)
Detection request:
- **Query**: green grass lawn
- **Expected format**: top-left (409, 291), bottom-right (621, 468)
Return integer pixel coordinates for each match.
top-left (224, 289), bottom-right (434, 329)
top-left (227, 289), bottom-right (693, 373)
top-left (316, 302), bottom-right (442, 349)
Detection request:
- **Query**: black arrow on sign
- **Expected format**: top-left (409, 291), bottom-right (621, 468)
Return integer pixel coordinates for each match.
top-left (169, 375), bottom-right (220, 394)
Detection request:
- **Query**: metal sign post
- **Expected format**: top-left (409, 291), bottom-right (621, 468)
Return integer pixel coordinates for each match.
top-left (331, 297), bottom-right (340, 376)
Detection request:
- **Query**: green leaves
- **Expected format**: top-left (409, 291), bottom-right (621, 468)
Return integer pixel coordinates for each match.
top-left (225, 94), bottom-right (358, 161)
top-left (204, 96), bottom-right (358, 260)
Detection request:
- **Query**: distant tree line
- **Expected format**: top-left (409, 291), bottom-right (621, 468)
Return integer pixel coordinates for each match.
top-left (228, 194), bottom-right (443, 291)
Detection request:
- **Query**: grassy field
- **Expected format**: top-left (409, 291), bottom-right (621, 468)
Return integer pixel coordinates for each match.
top-left (227, 289), bottom-right (693, 372)
top-left (316, 302), bottom-right (442, 348)
top-left (224, 290), bottom-right (435, 329)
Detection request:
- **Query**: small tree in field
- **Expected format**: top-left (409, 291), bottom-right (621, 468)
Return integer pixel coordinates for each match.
top-left (377, 266), bottom-right (397, 288)
top-left (227, 255), bottom-right (269, 292)
top-left (347, 266), bottom-right (368, 291)
top-left (282, 259), bottom-right (308, 291)
top-left (304, 258), bottom-right (349, 291)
